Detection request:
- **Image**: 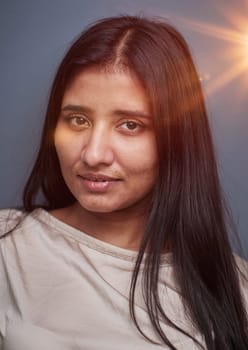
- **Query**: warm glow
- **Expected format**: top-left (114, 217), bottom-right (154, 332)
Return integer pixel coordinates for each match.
top-left (244, 34), bottom-right (248, 58)
top-left (168, 2), bottom-right (248, 97)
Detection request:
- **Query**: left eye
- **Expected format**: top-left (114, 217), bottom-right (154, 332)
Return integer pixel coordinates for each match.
top-left (121, 121), bottom-right (140, 131)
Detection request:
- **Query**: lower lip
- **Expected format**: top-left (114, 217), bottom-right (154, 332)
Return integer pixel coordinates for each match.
top-left (79, 177), bottom-right (119, 192)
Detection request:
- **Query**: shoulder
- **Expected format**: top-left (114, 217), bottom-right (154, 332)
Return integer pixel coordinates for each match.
top-left (234, 254), bottom-right (248, 308)
top-left (0, 209), bottom-right (25, 238)
top-left (0, 208), bottom-right (56, 244)
top-left (235, 254), bottom-right (248, 279)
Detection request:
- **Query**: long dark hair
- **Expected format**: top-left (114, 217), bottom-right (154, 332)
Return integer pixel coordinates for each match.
top-left (23, 16), bottom-right (248, 349)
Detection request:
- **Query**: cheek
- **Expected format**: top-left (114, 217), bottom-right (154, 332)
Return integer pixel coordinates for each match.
top-left (118, 137), bottom-right (158, 175)
top-left (54, 130), bottom-right (81, 167)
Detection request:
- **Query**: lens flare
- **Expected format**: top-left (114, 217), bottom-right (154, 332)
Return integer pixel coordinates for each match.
top-left (167, 2), bottom-right (248, 98)
top-left (244, 34), bottom-right (248, 58)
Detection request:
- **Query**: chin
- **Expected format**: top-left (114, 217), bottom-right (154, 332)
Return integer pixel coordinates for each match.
top-left (77, 201), bottom-right (120, 214)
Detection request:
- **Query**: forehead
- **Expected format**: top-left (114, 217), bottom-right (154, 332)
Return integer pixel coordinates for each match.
top-left (62, 68), bottom-right (151, 113)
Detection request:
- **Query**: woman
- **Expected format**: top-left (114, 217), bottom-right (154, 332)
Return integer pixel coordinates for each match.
top-left (0, 15), bottom-right (247, 350)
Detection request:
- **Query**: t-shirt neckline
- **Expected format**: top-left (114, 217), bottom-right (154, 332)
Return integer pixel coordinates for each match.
top-left (32, 208), bottom-right (172, 265)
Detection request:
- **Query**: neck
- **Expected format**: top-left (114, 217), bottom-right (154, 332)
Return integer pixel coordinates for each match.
top-left (51, 202), bottom-right (149, 251)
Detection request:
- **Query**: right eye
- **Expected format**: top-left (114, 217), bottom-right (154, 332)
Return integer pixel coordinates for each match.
top-left (68, 115), bottom-right (90, 129)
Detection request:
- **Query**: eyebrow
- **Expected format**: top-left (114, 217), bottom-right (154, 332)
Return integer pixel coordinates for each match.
top-left (61, 104), bottom-right (92, 114)
top-left (61, 104), bottom-right (151, 119)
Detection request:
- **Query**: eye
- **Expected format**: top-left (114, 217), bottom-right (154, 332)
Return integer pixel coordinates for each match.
top-left (125, 121), bottom-right (138, 130)
top-left (119, 120), bottom-right (143, 132)
top-left (68, 115), bottom-right (90, 128)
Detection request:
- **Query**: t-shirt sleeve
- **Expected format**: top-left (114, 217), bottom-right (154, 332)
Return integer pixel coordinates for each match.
top-left (0, 209), bottom-right (24, 237)
top-left (0, 209), bottom-right (24, 347)
top-left (234, 254), bottom-right (248, 312)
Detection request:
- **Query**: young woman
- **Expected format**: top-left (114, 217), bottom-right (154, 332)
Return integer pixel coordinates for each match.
top-left (0, 15), bottom-right (247, 350)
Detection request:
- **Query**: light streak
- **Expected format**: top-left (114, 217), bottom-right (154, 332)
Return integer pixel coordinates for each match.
top-left (168, 3), bottom-right (248, 97)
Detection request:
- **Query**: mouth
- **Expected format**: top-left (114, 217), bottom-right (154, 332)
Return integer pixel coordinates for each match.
top-left (77, 173), bottom-right (122, 192)
top-left (79, 173), bottom-right (121, 182)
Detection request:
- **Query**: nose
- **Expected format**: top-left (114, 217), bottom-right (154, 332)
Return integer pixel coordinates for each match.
top-left (81, 125), bottom-right (114, 167)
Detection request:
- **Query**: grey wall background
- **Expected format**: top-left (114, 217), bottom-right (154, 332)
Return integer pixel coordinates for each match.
top-left (0, 0), bottom-right (247, 258)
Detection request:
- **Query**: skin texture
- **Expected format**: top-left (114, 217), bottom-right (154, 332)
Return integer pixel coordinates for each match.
top-left (53, 69), bottom-right (158, 249)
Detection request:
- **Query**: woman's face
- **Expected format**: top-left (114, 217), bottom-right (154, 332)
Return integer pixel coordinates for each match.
top-left (54, 68), bottom-right (158, 215)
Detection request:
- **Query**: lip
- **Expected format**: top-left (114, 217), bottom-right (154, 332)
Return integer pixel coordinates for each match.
top-left (77, 173), bottom-right (121, 192)
top-left (79, 173), bottom-right (120, 182)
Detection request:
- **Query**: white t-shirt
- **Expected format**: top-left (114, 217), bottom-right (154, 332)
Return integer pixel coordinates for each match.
top-left (0, 208), bottom-right (246, 349)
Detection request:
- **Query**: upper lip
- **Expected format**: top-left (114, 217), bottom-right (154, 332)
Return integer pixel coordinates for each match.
top-left (78, 173), bottom-right (121, 181)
